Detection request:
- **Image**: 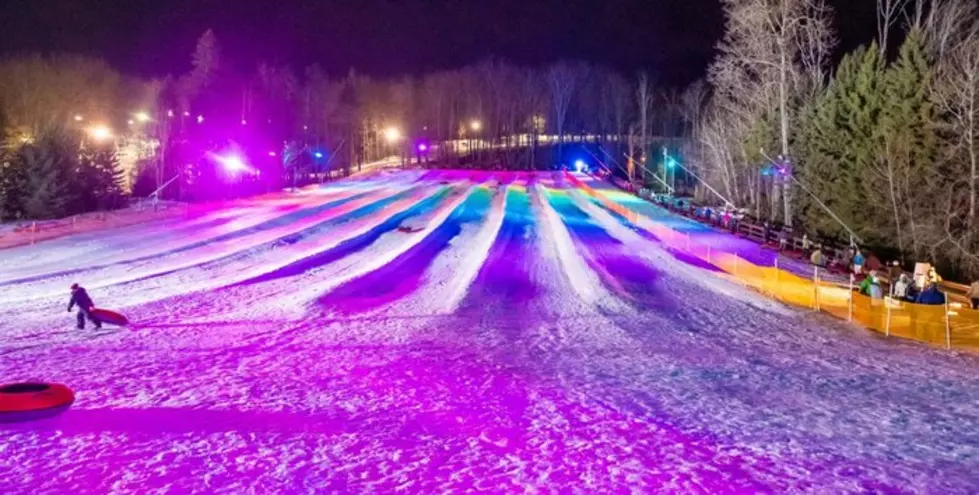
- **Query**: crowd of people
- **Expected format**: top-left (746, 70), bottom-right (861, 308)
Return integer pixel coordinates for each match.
top-left (641, 192), bottom-right (965, 308)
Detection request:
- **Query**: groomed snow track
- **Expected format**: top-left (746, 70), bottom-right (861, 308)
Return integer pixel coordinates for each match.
top-left (1, 170), bottom-right (978, 493)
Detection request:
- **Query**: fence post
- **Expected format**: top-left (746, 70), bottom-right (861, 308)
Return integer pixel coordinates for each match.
top-left (707, 245), bottom-right (712, 264)
top-left (774, 258), bottom-right (780, 297)
top-left (813, 266), bottom-right (820, 311)
top-left (945, 298), bottom-right (952, 350)
top-left (885, 299), bottom-right (891, 337)
top-left (847, 275), bottom-right (854, 322)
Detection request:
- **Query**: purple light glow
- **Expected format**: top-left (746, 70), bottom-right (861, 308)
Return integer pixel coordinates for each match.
top-left (417, 143), bottom-right (429, 152)
top-left (268, 151), bottom-right (277, 157)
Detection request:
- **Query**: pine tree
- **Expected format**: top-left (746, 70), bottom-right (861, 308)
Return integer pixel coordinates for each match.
top-left (797, 44), bottom-right (888, 243)
top-left (75, 148), bottom-right (125, 212)
top-left (17, 134), bottom-right (73, 219)
top-left (191, 29), bottom-right (221, 91)
top-left (0, 148), bottom-right (26, 220)
top-left (879, 29), bottom-right (938, 256)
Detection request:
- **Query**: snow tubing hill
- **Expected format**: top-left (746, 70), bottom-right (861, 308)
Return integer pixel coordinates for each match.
top-left (0, 383), bottom-right (75, 422)
top-left (90, 308), bottom-right (129, 326)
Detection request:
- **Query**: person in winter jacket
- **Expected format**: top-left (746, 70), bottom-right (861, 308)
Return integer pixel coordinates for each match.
top-left (888, 261), bottom-right (903, 290)
top-left (868, 276), bottom-right (884, 300)
top-left (905, 281), bottom-right (921, 302)
top-left (892, 274), bottom-right (911, 300)
top-left (859, 270), bottom-right (878, 295)
top-left (853, 250), bottom-right (866, 275)
top-left (915, 283), bottom-right (946, 306)
top-left (68, 283), bottom-right (102, 329)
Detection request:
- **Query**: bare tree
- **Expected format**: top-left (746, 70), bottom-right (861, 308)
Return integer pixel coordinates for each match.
top-left (877, 0), bottom-right (909, 56)
top-left (710, 0), bottom-right (835, 226)
top-left (928, 0), bottom-right (979, 226)
top-left (635, 72), bottom-right (654, 179)
top-left (601, 72), bottom-right (632, 177)
top-left (547, 61), bottom-right (590, 167)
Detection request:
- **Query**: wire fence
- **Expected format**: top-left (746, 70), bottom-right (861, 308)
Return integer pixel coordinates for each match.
top-left (567, 172), bottom-right (979, 352)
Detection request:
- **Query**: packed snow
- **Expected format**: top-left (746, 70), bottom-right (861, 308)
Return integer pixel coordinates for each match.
top-left (1, 170), bottom-right (978, 493)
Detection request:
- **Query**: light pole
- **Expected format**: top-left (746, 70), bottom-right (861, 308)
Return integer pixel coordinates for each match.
top-left (662, 146), bottom-right (678, 195)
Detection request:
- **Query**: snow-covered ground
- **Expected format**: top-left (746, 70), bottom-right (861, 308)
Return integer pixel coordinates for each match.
top-left (1, 170), bottom-right (978, 493)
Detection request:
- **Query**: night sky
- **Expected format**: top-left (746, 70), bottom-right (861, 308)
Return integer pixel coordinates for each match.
top-left (0, 0), bottom-right (877, 86)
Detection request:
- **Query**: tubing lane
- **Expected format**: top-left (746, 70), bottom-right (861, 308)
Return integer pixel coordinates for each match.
top-left (0, 186), bottom-right (424, 305)
top-left (456, 180), bottom-right (541, 312)
top-left (540, 181), bottom-right (666, 309)
top-left (76, 183), bottom-right (449, 310)
top-left (0, 188), bottom-right (372, 286)
top-left (236, 185), bottom-right (460, 286)
top-left (319, 183), bottom-right (496, 314)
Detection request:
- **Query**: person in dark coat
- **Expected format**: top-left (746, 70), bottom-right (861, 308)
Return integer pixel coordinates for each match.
top-left (68, 283), bottom-right (102, 329)
top-left (915, 283), bottom-right (946, 306)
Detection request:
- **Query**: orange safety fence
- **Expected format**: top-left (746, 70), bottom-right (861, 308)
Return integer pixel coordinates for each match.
top-left (565, 172), bottom-right (979, 352)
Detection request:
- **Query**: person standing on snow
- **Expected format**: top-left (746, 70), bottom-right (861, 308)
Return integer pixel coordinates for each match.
top-left (892, 274), bottom-right (911, 300)
top-left (853, 249), bottom-right (866, 276)
top-left (68, 283), bottom-right (102, 330)
top-left (915, 283), bottom-right (946, 306)
top-left (859, 270), bottom-right (877, 295)
top-left (888, 261), bottom-right (903, 294)
top-left (868, 275), bottom-right (884, 300)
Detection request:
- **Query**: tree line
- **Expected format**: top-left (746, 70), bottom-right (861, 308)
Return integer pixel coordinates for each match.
top-left (687, 0), bottom-right (979, 279)
top-left (0, 29), bottom-right (688, 219)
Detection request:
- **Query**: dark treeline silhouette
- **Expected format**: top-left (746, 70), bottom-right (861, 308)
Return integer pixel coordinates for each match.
top-left (0, 29), bottom-right (687, 218)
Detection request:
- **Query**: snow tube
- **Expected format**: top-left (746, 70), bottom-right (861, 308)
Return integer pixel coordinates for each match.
top-left (397, 226), bottom-right (423, 233)
top-left (0, 383), bottom-right (75, 422)
top-left (90, 308), bottom-right (129, 326)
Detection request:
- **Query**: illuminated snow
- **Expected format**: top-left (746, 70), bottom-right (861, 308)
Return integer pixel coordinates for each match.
top-left (1, 170), bottom-right (978, 493)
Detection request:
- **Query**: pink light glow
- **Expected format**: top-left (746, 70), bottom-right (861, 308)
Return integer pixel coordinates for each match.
top-left (268, 151), bottom-right (277, 157)
top-left (218, 155), bottom-right (247, 172)
top-left (417, 143), bottom-right (428, 152)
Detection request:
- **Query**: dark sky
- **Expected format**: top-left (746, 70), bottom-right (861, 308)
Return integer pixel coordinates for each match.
top-left (0, 0), bottom-right (877, 87)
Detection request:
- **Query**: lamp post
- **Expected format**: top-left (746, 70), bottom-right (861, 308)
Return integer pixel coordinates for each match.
top-left (662, 146), bottom-right (678, 195)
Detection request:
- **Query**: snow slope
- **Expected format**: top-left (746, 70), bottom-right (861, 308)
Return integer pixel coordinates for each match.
top-left (1, 170), bottom-right (978, 493)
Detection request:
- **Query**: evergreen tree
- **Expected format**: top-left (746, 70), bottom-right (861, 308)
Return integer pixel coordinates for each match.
top-left (0, 147), bottom-right (26, 220)
top-left (74, 147), bottom-right (125, 212)
top-left (797, 44), bottom-right (887, 244)
top-left (16, 133), bottom-right (74, 219)
top-left (879, 30), bottom-right (938, 256)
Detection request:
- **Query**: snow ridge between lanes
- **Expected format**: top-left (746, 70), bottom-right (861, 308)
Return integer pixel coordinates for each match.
top-left (281, 182), bottom-right (480, 313)
top-left (565, 188), bottom-right (790, 315)
top-left (439, 184), bottom-right (508, 314)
